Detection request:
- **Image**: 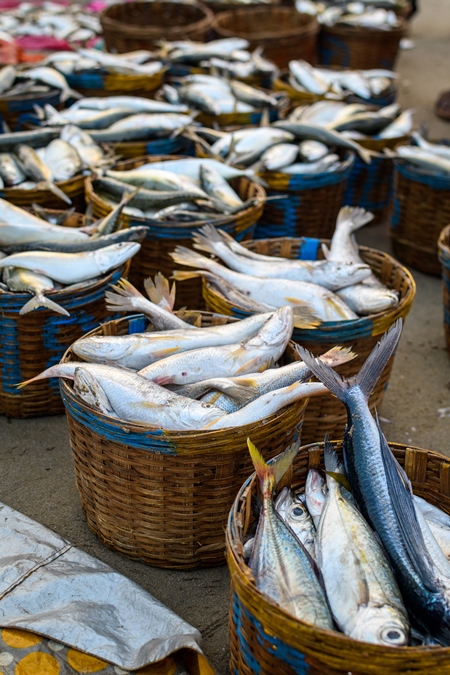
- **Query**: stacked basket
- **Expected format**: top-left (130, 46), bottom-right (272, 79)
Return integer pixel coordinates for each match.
top-left (60, 313), bottom-right (309, 569)
top-left (201, 236), bottom-right (416, 444)
top-left (85, 155), bottom-right (266, 310)
top-left (227, 440), bottom-right (450, 674)
top-left (438, 225), bottom-right (450, 356)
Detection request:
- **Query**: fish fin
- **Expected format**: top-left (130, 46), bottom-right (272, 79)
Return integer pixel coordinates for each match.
top-left (337, 206), bottom-right (374, 233)
top-left (170, 245), bottom-right (211, 270)
top-left (171, 269), bottom-right (202, 281)
top-left (248, 437), bottom-right (299, 491)
top-left (144, 273), bottom-right (176, 311)
top-left (296, 319), bottom-right (402, 402)
top-left (260, 106), bottom-right (270, 127)
top-left (290, 303), bottom-right (322, 329)
top-left (215, 381), bottom-right (258, 403)
top-left (105, 278), bottom-right (145, 312)
top-left (318, 345), bottom-right (357, 367)
top-left (323, 434), bottom-right (352, 491)
top-left (43, 181), bottom-right (72, 205)
top-left (355, 319), bottom-right (402, 399)
top-left (20, 293), bottom-right (70, 317)
top-left (192, 223), bottom-right (226, 255)
top-left (377, 416), bottom-right (439, 592)
top-left (150, 346), bottom-right (181, 359)
top-left (63, 87), bottom-right (83, 102)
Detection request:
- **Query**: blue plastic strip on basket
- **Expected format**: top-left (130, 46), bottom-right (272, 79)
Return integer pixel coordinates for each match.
top-left (128, 219), bottom-right (256, 241)
top-left (344, 155), bottom-right (394, 212)
top-left (298, 238), bottom-right (320, 260)
top-left (66, 72), bottom-right (106, 89)
top-left (128, 315), bottom-right (147, 334)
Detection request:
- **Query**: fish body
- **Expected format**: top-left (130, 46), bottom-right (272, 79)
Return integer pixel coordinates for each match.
top-left (15, 144), bottom-right (71, 204)
top-left (275, 487), bottom-right (316, 559)
top-left (336, 283), bottom-right (399, 314)
top-left (73, 311), bottom-right (274, 370)
top-left (138, 306), bottom-right (293, 385)
top-left (247, 440), bottom-right (334, 627)
top-left (0, 152), bottom-right (25, 186)
top-left (258, 143), bottom-right (299, 171)
top-left (297, 321), bottom-right (450, 645)
top-left (199, 164), bottom-right (243, 211)
top-left (21, 363), bottom-right (226, 430)
top-left (396, 146), bottom-right (450, 175)
top-left (0, 242), bottom-right (140, 284)
top-left (305, 469), bottom-right (327, 528)
top-left (131, 157), bottom-right (252, 182)
top-left (19, 66), bottom-right (79, 102)
top-left (105, 168), bottom-right (207, 198)
top-left (70, 96), bottom-right (189, 114)
top-left (317, 440), bottom-right (409, 645)
top-left (89, 113), bottom-right (194, 143)
top-left (44, 139), bottom-right (82, 182)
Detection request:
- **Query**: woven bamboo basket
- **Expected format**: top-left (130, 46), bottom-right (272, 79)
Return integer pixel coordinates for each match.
top-left (0, 173), bottom-right (87, 211)
top-left (85, 155), bottom-right (265, 309)
top-left (65, 68), bottom-right (164, 99)
top-left (0, 265), bottom-right (127, 419)
top-left (438, 225), bottom-right (450, 356)
top-left (273, 70), bottom-right (397, 108)
top-left (212, 8), bottom-right (319, 69)
top-left (60, 312), bottom-right (308, 569)
top-left (253, 152), bottom-right (354, 239)
top-left (0, 87), bottom-right (61, 131)
top-left (318, 20), bottom-right (407, 71)
top-left (391, 157), bottom-right (450, 276)
top-left (204, 0), bottom-right (279, 13)
top-left (202, 237), bottom-right (416, 444)
top-left (228, 440), bottom-right (450, 675)
top-left (344, 134), bottom-right (410, 225)
top-left (101, 1), bottom-right (214, 53)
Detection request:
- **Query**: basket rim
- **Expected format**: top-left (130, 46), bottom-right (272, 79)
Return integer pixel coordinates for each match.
top-left (203, 237), bottom-right (416, 331)
top-left (259, 151), bottom-right (354, 181)
top-left (320, 17), bottom-right (407, 37)
top-left (60, 311), bottom-right (306, 441)
top-left (227, 439), bottom-right (450, 658)
top-left (85, 155), bottom-right (266, 230)
top-left (0, 171), bottom-right (86, 197)
top-left (100, 0), bottom-right (213, 37)
top-left (0, 86), bottom-right (61, 104)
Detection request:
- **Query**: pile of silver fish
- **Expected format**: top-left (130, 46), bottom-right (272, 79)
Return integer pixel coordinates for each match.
top-left (94, 157), bottom-right (260, 222)
top-left (159, 74), bottom-right (281, 117)
top-left (160, 38), bottom-right (279, 81)
top-left (245, 321), bottom-right (450, 647)
top-left (0, 126), bottom-right (110, 201)
top-left (0, 197), bottom-right (145, 315)
top-left (287, 100), bottom-right (414, 142)
top-left (394, 131), bottom-right (450, 175)
top-left (0, 64), bottom-right (80, 102)
top-left (316, 3), bottom-right (402, 29)
top-left (296, 0), bottom-right (406, 14)
top-left (287, 60), bottom-right (397, 101)
top-left (170, 206), bottom-right (399, 318)
top-left (0, 0), bottom-right (101, 44)
top-left (43, 48), bottom-right (164, 79)
top-left (20, 285), bottom-right (356, 429)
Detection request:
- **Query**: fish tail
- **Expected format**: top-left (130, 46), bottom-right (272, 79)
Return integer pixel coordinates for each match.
top-left (323, 435), bottom-right (351, 490)
top-left (355, 319), bottom-right (403, 399)
top-left (64, 88), bottom-right (83, 102)
top-left (337, 206), bottom-right (374, 232)
top-left (170, 245), bottom-right (213, 271)
top-left (45, 181), bottom-right (72, 205)
top-left (144, 272), bottom-right (176, 311)
top-left (105, 278), bottom-right (145, 312)
top-left (248, 438), bottom-right (299, 490)
top-left (16, 364), bottom-right (71, 389)
top-left (295, 344), bottom-right (352, 404)
top-left (318, 345), bottom-right (356, 367)
top-left (192, 224), bottom-right (226, 255)
top-left (20, 293), bottom-right (70, 317)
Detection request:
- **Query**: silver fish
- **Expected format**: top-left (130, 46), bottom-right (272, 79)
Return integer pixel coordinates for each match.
top-left (44, 139), bottom-right (82, 182)
top-left (0, 152), bottom-right (25, 186)
top-left (15, 144), bottom-right (71, 204)
top-left (3, 266), bottom-right (69, 316)
top-left (275, 487), bottom-right (316, 559)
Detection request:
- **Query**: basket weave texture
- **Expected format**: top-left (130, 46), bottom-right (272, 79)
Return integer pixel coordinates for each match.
top-left (254, 153), bottom-right (354, 240)
top-left (318, 20), bottom-right (406, 70)
top-left (65, 69), bottom-right (164, 99)
top-left (85, 155), bottom-right (265, 310)
top-left (0, 265), bottom-right (126, 419)
top-left (0, 87), bottom-right (62, 131)
top-left (228, 440), bottom-right (450, 675)
top-left (60, 312), bottom-right (308, 569)
top-left (212, 8), bottom-right (319, 68)
top-left (0, 173), bottom-right (86, 211)
top-left (112, 135), bottom-right (195, 160)
top-left (101, 1), bottom-right (214, 53)
top-left (438, 224), bottom-right (450, 356)
top-left (391, 158), bottom-right (450, 276)
top-left (202, 237), bottom-right (416, 444)
top-left (344, 135), bottom-right (409, 225)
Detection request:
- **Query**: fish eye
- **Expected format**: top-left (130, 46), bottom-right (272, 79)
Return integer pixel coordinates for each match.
top-left (380, 627), bottom-right (405, 644)
top-left (202, 403), bottom-right (213, 409)
top-left (290, 505), bottom-right (306, 519)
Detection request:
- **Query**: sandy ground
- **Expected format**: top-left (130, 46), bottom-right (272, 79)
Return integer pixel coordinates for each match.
top-left (2, 3), bottom-right (450, 673)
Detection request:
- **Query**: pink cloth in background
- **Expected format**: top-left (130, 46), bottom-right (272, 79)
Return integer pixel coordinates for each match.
top-left (17, 36), bottom-right (73, 51)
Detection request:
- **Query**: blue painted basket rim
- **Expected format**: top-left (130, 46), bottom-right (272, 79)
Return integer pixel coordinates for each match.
top-left (394, 157), bottom-right (450, 189)
top-left (262, 152), bottom-right (355, 191)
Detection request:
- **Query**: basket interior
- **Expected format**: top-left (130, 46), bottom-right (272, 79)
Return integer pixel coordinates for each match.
top-left (214, 7), bottom-right (314, 37)
top-left (102, 0), bottom-right (208, 28)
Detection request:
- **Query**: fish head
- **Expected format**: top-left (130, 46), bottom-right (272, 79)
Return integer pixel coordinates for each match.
top-left (361, 288), bottom-right (399, 314)
top-left (275, 487), bottom-right (313, 531)
top-left (248, 305), bottom-right (293, 351)
top-left (305, 468), bottom-right (327, 520)
top-left (178, 399), bottom-right (226, 429)
top-left (351, 606), bottom-right (409, 647)
top-left (94, 242), bottom-right (141, 273)
top-left (323, 261), bottom-right (372, 287)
